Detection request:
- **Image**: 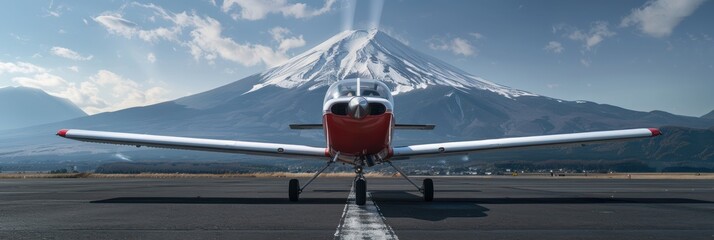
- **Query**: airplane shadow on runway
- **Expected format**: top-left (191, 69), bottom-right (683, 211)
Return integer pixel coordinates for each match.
top-left (369, 190), bottom-right (714, 221)
top-left (90, 197), bottom-right (347, 204)
top-left (90, 190), bottom-right (712, 222)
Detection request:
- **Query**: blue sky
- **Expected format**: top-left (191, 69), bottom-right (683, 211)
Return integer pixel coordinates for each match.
top-left (0, 0), bottom-right (712, 116)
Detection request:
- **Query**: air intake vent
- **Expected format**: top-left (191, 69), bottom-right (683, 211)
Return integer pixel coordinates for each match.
top-left (331, 103), bottom-right (348, 115)
top-left (369, 103), bottom-right (386, 115)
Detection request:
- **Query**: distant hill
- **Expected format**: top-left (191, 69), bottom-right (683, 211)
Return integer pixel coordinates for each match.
top-left (464, 126), bottom-right (714, 170)
top-left (0, 87), bottom-right (86, 130)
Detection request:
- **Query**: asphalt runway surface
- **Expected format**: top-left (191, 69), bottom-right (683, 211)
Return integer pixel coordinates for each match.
top-left (1, 176), bottom-right (714, 239)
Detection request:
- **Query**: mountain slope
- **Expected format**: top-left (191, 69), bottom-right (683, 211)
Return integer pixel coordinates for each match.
top-left (701, 109), bottom-right (714, 120)
top-left (0, 86), bottom-right (86, 130)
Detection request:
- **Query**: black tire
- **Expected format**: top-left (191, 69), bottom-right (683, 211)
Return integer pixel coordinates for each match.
top-left (289, 179), bottom-right (300, 202)
top-left (355, 178), bottom-right (367, 205)
top-left (423, 178), bottom-right (434, 202)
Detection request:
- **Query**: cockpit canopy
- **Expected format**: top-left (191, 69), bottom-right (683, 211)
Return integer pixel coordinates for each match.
top-left (323, 78), bottom-right (393, 104)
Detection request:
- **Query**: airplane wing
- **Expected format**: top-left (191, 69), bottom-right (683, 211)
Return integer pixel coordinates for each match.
top-left (391, 128), bottom-right (661, 159)
top-left (56, 129), bottom-right (328, 159)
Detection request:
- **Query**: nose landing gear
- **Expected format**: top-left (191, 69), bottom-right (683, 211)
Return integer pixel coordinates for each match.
top-left (354, 166), bottom-right (367, 205)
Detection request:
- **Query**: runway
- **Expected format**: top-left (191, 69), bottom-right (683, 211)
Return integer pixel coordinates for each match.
top-left (1, 176), bottom-right (713, 239)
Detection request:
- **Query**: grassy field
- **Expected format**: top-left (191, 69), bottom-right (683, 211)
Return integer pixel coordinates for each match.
top-left (1, 172), bottom-right (714, 179)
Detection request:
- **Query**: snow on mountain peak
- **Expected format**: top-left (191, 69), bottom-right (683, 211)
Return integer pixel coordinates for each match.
top-left (247, 29), bottom-right (536, 98)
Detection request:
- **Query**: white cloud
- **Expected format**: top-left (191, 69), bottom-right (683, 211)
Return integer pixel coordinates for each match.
top-left (451, 38), bottom-right (475, 56)
top-left (621, 0), bottom-right (706, 38)
top-left (83, 18), bottom-right (88, 25)
top-left (221, 0), bottom-right (335, 20)
top-left (269, 27), bottom-right (306, 52)
top-left (0, 61), bottom-right (46, 75)
top-left (51, 46), bottom-right (93, 61)
top-left (566, 21), bottom-right (615, 50)
top-left (94, 3), bottom-right (298, 67)
top-left (429, 37), bottom-right (476, 56)
top-left (12, 70), bottom-right (169, 115)
top-left (68, 66), bottom-right (79, 72)
top-left (13, 73), bottom-right (67, 89)
top-left (580, 58), bottom-right (591, 67)
top-left (544, 41), bottom-right (564, 53)
top-left (147, 52), bottom-right (156, 63)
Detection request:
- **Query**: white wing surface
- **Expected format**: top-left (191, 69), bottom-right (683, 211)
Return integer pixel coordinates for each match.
top-left (391, 128), bottom-right (661, 159)
top-left (57, 129), bottom-right (327, 159)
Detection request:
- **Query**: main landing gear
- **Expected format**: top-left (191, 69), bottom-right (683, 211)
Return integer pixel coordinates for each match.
top-left (289, 152), bottom-right (339, 202)
top-left (387, 161), bottom-right (434, 202)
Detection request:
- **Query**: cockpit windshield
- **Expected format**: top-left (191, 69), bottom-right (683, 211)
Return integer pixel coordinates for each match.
top-left (324, 79), bottom-right (393, 103)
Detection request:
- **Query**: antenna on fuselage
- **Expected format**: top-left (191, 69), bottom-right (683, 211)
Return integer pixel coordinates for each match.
top-left (357, 78), bottom-right (361, 96)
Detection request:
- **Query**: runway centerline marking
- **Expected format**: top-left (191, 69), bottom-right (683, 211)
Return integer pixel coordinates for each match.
top-left (333, 184), bottom-right (398, 240)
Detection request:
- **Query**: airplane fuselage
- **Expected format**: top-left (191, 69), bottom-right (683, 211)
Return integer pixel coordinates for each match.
top-left (321, 79), bottom-right (395, 165)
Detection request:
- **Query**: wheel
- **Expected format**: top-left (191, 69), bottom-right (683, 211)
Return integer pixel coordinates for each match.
top-left (355, 178), bottom-right (367, 205)
top-left (289, 179), bottom-right (300, 202)
top-left (423, 178), bottom-right (433, 202)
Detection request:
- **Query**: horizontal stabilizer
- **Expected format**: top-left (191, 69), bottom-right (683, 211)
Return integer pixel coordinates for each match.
top-left (394, 124), bottom-right (435, 130)
top-left (289, 124), bottom-right (323, 129)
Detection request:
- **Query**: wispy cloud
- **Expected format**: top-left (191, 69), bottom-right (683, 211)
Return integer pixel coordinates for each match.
top-left (94, 3), bottom-right (299, 67)
top-left (10, 33), bottom-right (29, 42)
top-left (469, 32), bottom-right (484, 40)
top-left (269, 27), bottom-right (306, 52)
top-left (544, 41), bottom-right (564, 53)
top-left (94, 13), bottom-right (179, 42)
top-left (51, 47), bottom-right (93, 61)
top-left (552, 21), bottom-right (615, 66)
top-left (620, 0), bottom-right (706, 38)
top-left (429, 36), bottom-right (477, 56)
top-left (0, 61), bottom-right (46, 75)
top-left (565, 21), bottom-right (615, 51)
top-left (221, 0), bottom-right (336, 20)
top-left (147, 52), bottom-right (156, 63)
top-left (45, 0), bottom-right (62, 17)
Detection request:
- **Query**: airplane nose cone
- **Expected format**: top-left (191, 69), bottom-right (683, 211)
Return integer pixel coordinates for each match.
top-left (348, 97), bottom-right (369, 119)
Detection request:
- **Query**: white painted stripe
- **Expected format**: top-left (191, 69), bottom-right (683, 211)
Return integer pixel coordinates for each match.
top-left (334, 185), bottom-right (398, 240)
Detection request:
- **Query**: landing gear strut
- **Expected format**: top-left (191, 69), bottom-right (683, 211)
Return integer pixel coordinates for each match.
top-left (387, 161), bottom-right (434, 202)
top-left (289, 152), bottom-right (340, 202)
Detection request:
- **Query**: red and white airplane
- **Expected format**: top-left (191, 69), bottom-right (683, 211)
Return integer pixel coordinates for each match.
top-left (57, 78), bottom-right (661, 205)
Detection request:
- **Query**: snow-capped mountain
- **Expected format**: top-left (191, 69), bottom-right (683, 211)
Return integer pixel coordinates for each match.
top-left (250, 29), bottom-right (535, 98)
top-left (1, 30), bottom-right (713, 168)
top-left (0, 86), bottom-right (86, 131)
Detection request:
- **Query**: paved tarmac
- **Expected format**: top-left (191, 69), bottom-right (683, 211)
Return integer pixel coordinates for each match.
top-left (1, 176), bottom-right (713, 239)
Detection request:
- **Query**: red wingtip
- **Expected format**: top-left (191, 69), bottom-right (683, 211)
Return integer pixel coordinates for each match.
top-left (57, 129), bottom-right (68, 137)
top-left (649, 128), bottom-right (662, 137)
